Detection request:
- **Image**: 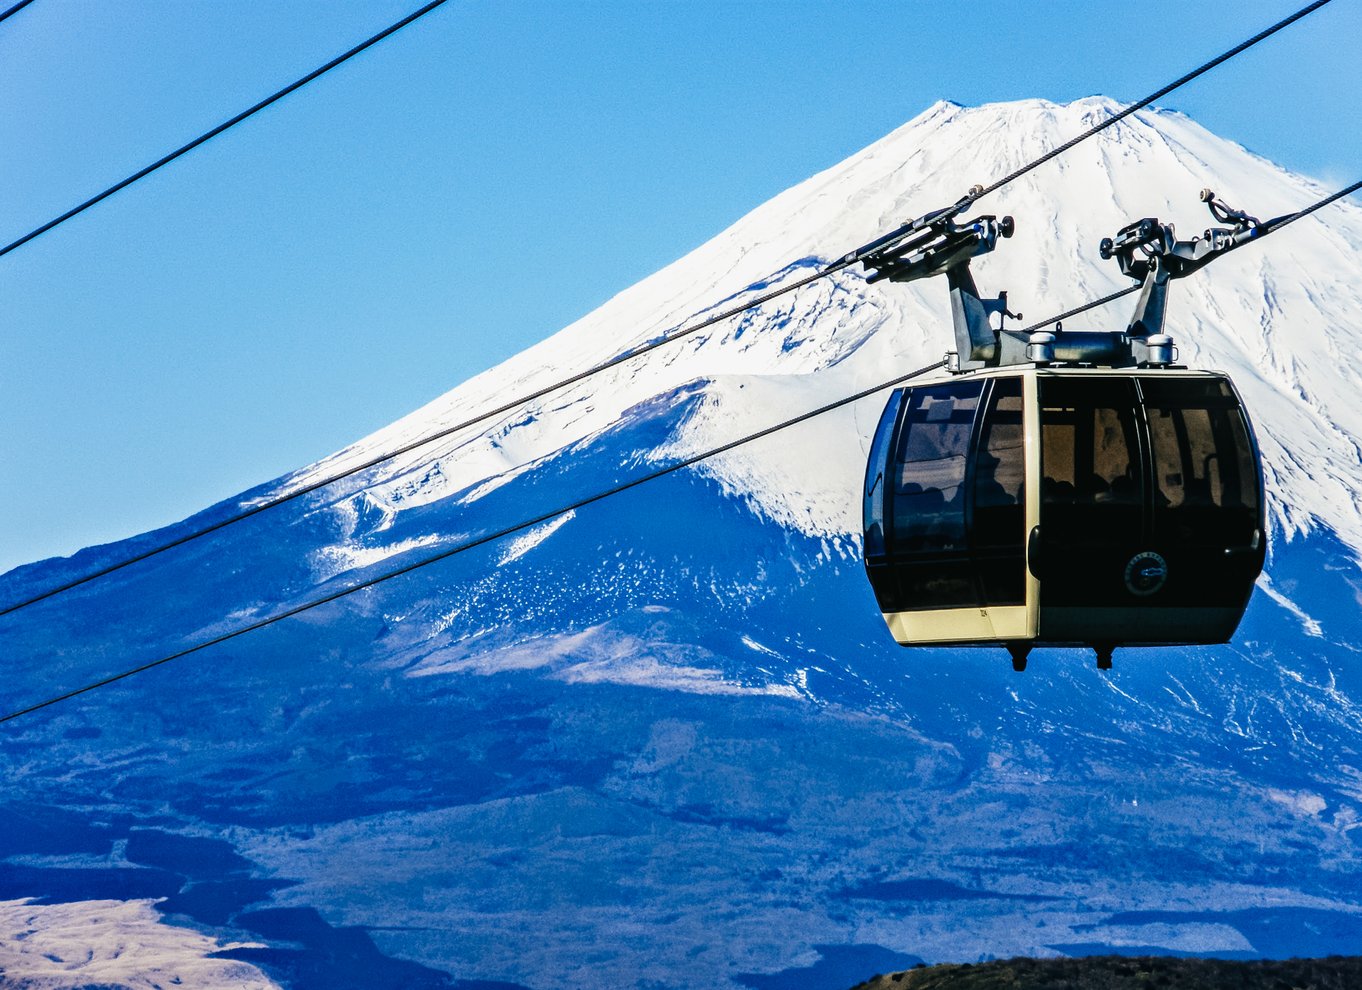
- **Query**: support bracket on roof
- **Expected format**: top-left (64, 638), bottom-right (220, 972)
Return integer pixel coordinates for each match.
top-left (1102, 189), bottom-right (1267, 338)
top-left (842, 189), bottom-right (1018, 369)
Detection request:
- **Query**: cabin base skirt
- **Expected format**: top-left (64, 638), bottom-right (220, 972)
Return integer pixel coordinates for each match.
top-left (882, 604), bottom-right (1245, 648)
top-left (884, 604), bottom-right (1034, 645)
top-left (1038, 605), bottom-right (1244, 646)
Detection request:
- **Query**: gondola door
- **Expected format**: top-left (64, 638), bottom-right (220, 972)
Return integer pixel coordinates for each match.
top-left (1035, 375), bottom-right (1148, 643)
top-left (1034, 373), bottom-right (1265, 646)
top-left (1138, 375), bottom-right (1265, 641)
top-left (865, 374), bottom-right (1035, 645)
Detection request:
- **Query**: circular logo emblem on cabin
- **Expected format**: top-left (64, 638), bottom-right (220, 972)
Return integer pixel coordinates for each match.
top-left (1124, 551), bottom-right (1168, 596)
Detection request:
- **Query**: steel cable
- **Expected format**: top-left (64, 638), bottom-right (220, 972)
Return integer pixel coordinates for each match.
top-left (0, 0), bottom-right (1336, 616)
top-left (0, 0), bottom-right (35, 27)
top-left (0, 258), bottom-right (850, 616)
top-left (0, 358), bottom-right (946, 725)
top-left (1018, 177), bottom-right (1361, 333)
top-left (0, 0), bottom-right (450, 260)
top-left (5, 175), bottom-right (1357, 724)
top-left (968, 0), bottom-right (1337, 205)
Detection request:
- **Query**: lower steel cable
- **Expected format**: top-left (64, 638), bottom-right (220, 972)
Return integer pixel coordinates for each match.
top-left (0, 357), bottom-right (943, 726)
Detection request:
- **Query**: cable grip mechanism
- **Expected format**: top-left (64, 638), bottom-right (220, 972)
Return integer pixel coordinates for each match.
top-left (840, 198), bottom-right (1017, 368)
top-left (1101, 188), bottom-right (1267, 338)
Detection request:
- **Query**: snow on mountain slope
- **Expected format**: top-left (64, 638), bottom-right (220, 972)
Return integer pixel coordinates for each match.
top-left (4, 97), bottom-right (1362, 990)
top-left (275, 96), bottom-right (1362, 568)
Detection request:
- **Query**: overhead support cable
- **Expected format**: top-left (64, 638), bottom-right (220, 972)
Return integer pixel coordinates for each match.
top-left (1263, 178), bottom-right (1362, 229)
top-left (0, 0), bottom-right (1335, 616)
top-left (0, 359), bottom-right (948, 726)
top-left (1018, 285), bottom-right (1140, 336)
top-left (966, 0), bottom-right (1337, 205)
top-left (4, 175), bottom-right (1357, 726)
top-left (1019, 177), bottom-right (1361, 333)
top-left (0, 0), bottom-right (36, 26)
top-left (0, 259), bottom-right (847, 617)
top-left (0, 0), bottom-right (450, 260)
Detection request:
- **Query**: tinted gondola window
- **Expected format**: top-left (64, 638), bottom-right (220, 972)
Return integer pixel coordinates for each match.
top-left (882, 379), bottom-right (985, 610)
top-left (1141, 377), bottom-right (1260, 547)
top-left (1040, 378), bottom-right (1142, 522)
top-left (891, 380), bottom-right (984, 553)
top-left (1039, 377), bottom-right (1144, 605)
top-left (972, 378), bottom-right (1025, 545)
top-left (972, 377), bottom-right (1026, 605)
top-left (862, 389), bottom-right (904, 559)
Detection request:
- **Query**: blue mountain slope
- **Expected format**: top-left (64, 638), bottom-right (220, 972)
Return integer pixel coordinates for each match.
top-left (2, 387), bottom-right (1360, 988)
top-left (2, 98), bottom-right (1361, 989)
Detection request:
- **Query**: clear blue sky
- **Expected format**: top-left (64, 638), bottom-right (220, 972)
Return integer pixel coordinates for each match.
top-left (2, 0), bottom-right (1358, 574)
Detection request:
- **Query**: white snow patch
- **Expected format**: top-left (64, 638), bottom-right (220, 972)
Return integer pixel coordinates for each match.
top-left (1255, 572), bottom-right (1325, 638)
top-left (1103, 678), bottom-right (1144, 706)
top-left (312, 534), bottom-right (442, 581)
top-left (741, 634), bottom-right (785, 660)
top-left (410, 624), bottom-right (801, 698)
top-left (0, 898), bottom-right (279, 990)
top-left (1267, 788), bottom-right (1328, 817)
top-left (556, 654), bottom-right (801, 697)
top-left (498, 511), bottom-right (574, 565)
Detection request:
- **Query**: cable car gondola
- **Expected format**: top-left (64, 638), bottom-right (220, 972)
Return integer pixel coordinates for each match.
top-left (854, 191), bottom-right (1267, 669)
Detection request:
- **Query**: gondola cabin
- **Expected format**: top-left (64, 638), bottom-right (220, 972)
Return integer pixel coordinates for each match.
top-left (850, 189), bottom-right (1275, 667)
top-left (862, 368), bottom-right (1265, 666)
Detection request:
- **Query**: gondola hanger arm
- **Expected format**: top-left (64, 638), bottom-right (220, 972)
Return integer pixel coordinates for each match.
top-left (1101, 189), bottom-right (1268, 337)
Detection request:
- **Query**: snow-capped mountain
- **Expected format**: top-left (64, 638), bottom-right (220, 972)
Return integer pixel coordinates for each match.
top-left (281, 96), bottom-right (1362, 551)
top-left (2, 97), bottom-right (1360, 990)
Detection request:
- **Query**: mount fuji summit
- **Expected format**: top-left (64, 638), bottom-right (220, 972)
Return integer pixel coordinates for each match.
top-left (2, 97), bottom-right (1361, 990)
